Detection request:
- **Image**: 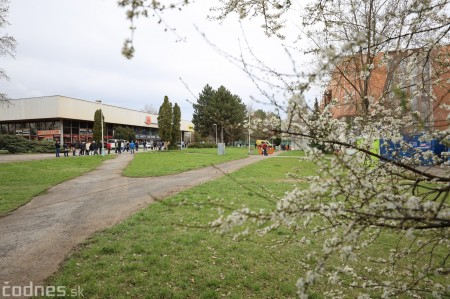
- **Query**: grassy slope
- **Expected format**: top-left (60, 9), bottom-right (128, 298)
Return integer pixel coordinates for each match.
top-left (0, 156), bottom-right (113, 216)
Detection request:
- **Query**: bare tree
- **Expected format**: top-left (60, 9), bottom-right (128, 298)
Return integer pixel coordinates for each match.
top-left (0, 0), bottom-right (16, 106)
top-left (119, 0), bottom-right (450, 297)
top-left (117, 0), bottom-right (191, 59)
top-left (140, 103), bottom-right (158, 114)
top-left (208, 1), bottom-right (450, 297)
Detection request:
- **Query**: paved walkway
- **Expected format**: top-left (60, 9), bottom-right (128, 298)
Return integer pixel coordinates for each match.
top-left (0, 153), bottom-right (55, 163)
top-left (0, 151), bottom-right (276, 296)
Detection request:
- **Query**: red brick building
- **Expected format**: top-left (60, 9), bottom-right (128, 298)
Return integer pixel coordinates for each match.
top-left (322, 45), bottom-right (450, 131)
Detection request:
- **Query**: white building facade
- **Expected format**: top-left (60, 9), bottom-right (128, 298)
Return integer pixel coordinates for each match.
top-left (0, 96), bottom-right (194, 144)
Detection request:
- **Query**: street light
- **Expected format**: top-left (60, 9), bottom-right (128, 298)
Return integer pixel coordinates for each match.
top-left (95, 100), bottom-right (105, 156)
top-left (180, 129), bottom-right (183, 150)
top-left (213, 123), bottom-right (217, 144)
top-left (248, 110), bottom-right (251, 155)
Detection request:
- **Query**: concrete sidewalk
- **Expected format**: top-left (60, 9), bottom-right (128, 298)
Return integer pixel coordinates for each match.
top-left (0, 151), bottom-right (274, 294)
top-left (0, 153), bottom-right (56, 163)
top-left (0, 151), bottom-right (133, 163)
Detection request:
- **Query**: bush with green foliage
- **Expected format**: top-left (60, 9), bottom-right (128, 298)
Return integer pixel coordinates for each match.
top-left (113, 126), bottom-right (136, 142)
top-left (0, 135), bottom-right (54, 153)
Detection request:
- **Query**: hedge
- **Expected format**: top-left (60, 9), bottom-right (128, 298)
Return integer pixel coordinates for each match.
top-left (0, 135), bottom-right (54, 154)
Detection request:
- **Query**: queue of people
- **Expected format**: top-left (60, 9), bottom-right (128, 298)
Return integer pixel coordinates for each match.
top-left (55, 140), bottom-right (106, 157)
top-left (55, 140), bottom-right (167, 157)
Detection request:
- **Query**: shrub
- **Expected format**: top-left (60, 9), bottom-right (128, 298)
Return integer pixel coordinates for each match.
top-left (0, 135), bottom-right (54, 153)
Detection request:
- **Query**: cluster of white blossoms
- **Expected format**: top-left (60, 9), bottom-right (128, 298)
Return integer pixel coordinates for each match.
top-left (115, 0), bottom-right (449, 296)
top-left (211, 87), bottom-right (450, 297)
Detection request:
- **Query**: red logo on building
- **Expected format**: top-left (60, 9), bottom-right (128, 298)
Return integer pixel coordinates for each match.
top-left (145, 116), bottom-right (151, 125)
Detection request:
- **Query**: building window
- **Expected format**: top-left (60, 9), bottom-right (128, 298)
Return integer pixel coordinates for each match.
top-left (1, 124), bottom-right (7, 134)
top-left (7, 123), bottom-right (14, 134)
top-left (72, 127), bottom-right (79, 134)
top-left (63, 124), bottom-right (71, 135)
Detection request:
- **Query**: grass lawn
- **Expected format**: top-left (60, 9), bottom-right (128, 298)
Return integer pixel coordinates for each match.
top-left (4, 149), bottom-right (444, 297)
top-left (46, 152), bottom-right (448, 298)
top-left (124, 147), bottom-right (251, 177)
top-left (278, 150), bottom-right (305, 157)
top-left (47, 156), bottom-right (323, 298)
top-left (0, 155), bottom-right (113, 216)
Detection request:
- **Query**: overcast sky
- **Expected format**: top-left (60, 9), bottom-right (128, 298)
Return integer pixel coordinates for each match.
top-left (0, 0), bottom-right (312, 120)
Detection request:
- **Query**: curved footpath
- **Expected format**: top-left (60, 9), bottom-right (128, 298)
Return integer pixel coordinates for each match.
top-left (0, 152), bottom-right (276, 297)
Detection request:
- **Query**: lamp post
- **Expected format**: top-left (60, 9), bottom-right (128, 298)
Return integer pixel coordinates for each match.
top-left (95, 100), bottom-right (105, 156)
top-left (213, 123), bottom-right (217, 144)
top-left (248, 110), bottom-right (251, 155)
top-left (180, 129), bottom-right (183, 150)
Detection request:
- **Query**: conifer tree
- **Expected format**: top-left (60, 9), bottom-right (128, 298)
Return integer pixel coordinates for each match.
top-left (93, 109), bottom-right (105, 143)
top-left (193, 84), bottom-right (246, 144)
top-left (157, 96), bottom-right (173, 149)
top-left (171, 103), bottom-right (181, 149)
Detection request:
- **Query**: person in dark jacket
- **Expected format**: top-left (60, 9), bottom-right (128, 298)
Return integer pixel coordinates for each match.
top-left (80, 142), bottom-right (86, 156)
top-left (55, 141), bottom-right (61, 157)
top-left (89, 141), bottom-right (95, 155)
top-left (63, 142), bottom-right (69, 157)
top-left (117, 140), bottom-right (122, 154)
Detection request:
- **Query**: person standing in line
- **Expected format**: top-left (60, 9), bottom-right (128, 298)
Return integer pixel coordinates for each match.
top-left (107, 141), bottom-right (111, 154)
top-left (129, 140), bottom-right (135, 154)
top-left (92, 141), bottom-right (97, 155)
top-left (88, 141), bottom-right (94, 155)
top-left (55, 140), bottom-right (61, 157)
top-left (72, 142), bottom-right (78, 156)
top-left (86, 141), bottom-right (91, 156)
top-left (80, 142), bottom-right (85, 156)
top-left (117, 140), bottom-right (122, 154)
top-left (63, 142), bottom-right (69, 157)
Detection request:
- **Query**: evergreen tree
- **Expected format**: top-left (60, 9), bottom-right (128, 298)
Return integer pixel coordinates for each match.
top-left (192, 84), bottom-right (246, 145)
top-left (157, 96), bottom-right (173, 149)
top-left (93, 109), bottom-right (105, 143)
top-left (192, 84), bottom-right (216, 138)
top-left (114, 126), bottom-right (135, 141)
top-left (171, 103), bottom-right (181, 149)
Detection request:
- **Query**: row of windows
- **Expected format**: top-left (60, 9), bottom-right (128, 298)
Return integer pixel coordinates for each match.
top-left (1, 121), bottom-right (60, 133)
top-left (0, 119), bottom-right (159, 141)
